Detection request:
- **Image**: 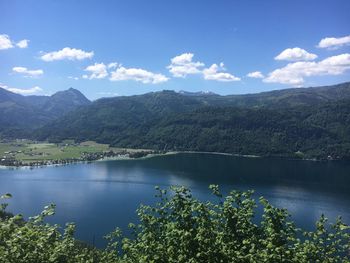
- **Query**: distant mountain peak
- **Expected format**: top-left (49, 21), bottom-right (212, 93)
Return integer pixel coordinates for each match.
top-left (67, 87), bottom-right (83, 93)
top-left (53, 87), bottom-right (85, 95)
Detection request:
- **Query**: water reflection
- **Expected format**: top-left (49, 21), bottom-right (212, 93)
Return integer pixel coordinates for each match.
top-left (0, 153), bottom-right (349, 247)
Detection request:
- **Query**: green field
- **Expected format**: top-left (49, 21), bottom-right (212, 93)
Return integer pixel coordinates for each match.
top-left (0, 140), bottom-right (146, 164)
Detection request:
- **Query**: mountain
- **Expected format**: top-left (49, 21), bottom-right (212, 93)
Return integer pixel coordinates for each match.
top-left (34, 90), bottom-right (205, 142)
top-left (183, 82), bottom-right (350, 108)
top-left (178, 90), bottom-right (218, 96)
top-left (2, 82), bottom-right (350, 159)
top-left (34, 82), bottom-right (350, 159)
top-left (0, 87), bottom-right (90, 137)
top-left (136, 100), bottom-right (350, 160)
top-left (38, 88), bottom-right (91, 118)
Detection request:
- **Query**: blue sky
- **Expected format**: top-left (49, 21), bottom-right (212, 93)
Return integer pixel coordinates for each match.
top-left (1, 0), bottom-right (350, 100)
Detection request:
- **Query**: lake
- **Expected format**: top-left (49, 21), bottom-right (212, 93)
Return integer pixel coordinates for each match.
top-left (1, 153), bottom-right (350, 247)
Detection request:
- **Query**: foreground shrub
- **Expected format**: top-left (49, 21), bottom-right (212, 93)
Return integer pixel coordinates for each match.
top-left (1, 186), bottom-right (350, 262)
top-left (0, 193), bottom-right (120, 263)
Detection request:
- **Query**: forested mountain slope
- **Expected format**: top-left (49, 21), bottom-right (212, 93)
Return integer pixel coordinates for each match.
top-left (35, 85), bottom-right (350, 160)
top-left (0, 87), bottom-right (90, 137)
top-left (185, 82), bottom-right (350, 108)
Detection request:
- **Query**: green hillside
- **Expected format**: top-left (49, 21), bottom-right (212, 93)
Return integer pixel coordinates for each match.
top-left (0, 87), bottom-right (90, 137)
top-left (34, 82), bottom-right (350, 160)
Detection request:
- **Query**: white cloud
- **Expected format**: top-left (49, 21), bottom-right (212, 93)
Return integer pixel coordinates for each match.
top-left (84, 63), bottom-right (108, 79)
top-left (0, 34), bottom-right (14, 50)
top-left (168, 53), bottom-right (241, 82)
top-left (203, 63), bottom-right (240, 82)
top-left (108, 62), bottom-right (118, 69)
top-left (318, 35), bottom-right (350, 49)
top-left (82, 61), bottom-right (168, 84)
top-left (1, 83), bottom-right (43, 95)
top-left (16, 39), bottom-right (29, 48)
top-left (7, 86), bottom-right (42, 95)
top-left (12, 66), bottom-right (43, 77)
top-left (40, 47), bottom-right (94, 61)
top-left (264, 53), bottom-right (350, 86)
top-left (275, 47), bottom-right (317, 61)
top-left (0, 35), bottom-right (30, 50)
top-left (68, 76), bottom-right (79, 80)
top-left (167, 53), bottom-right (204, 77)
top-left (110, 66), bottom-right (168, 84)
top-left (247, 71), bottom-right (264, 78)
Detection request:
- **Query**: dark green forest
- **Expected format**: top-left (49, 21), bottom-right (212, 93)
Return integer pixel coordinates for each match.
top-left (35, 86), bottom-right (350, 160)
top-left (104, 101), bottom-right (350, 160)
top-left (1, 82), bottom-right (350, 160)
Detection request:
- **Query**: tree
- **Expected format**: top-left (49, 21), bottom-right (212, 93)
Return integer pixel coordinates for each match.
top-left (1, 186), bottom-right (350, 262)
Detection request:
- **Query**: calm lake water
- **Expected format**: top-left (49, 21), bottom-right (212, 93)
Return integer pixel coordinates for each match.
top-left (1, 153), bottom-right (350, 247)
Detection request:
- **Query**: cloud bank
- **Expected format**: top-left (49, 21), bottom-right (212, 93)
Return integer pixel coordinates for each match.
top-left (41, 47), bottom-right (94, 61)
top-left (0, 34), bottom-right (28, 50)
top-left (247, 71), bottom-right (264, 78)
top-left (84, 63), bottom-right (108, 79)
top-left (12, 66), bottom-right (43, 77)
top-left (16, 39), bottom-right (29, 48)
top-left (167, 53), bottom-right (204, 77)
top-left (168, 53), bottom-right (240, 82)
top-left (203, 63), bottom-right (240, 82)
top-left (318, 35), bottom-right (350, 49)
top-left (1, 83), bottom-right (43, 95)
top-left (275, 47), bottom-right (317, 61)
top-left (0, 34), bottom-right (13, 49)
top-left (264, 53), bottom-right (350, 86)
top-left (110, 66), bottom-right (168, 84)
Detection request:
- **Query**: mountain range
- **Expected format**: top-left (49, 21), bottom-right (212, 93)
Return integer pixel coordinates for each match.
top-left (1, 82), bottom-right (350, 160)
top-left (0, 87), bottom-right (90, 137)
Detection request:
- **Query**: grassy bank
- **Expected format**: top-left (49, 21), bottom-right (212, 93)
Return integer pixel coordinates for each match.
top-left (0, 139), bottom-right (156, 167)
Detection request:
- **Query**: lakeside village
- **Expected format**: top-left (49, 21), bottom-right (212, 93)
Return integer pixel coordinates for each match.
top-left (0, 140), bottom-right (163, 167)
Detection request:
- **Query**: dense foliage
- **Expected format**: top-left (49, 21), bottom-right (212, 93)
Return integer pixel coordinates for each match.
top-left (1, 186), bottom-right (350, 262)
top-left (2, 82), bottom-right (350, 159)
top-left (0, 194), bottom-right (119, 262)
top-left (139, 100), bottom-right (350, 160)
top-left (36, 99), bottom-right (350, 160)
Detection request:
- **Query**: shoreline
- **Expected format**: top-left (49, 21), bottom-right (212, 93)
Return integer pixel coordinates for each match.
top-left (0, 149), bottom-right (340, 169)
top-left (179, 151), bottom-right (260, 158)
top-left (0, 150), bottom-right (258, 169)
